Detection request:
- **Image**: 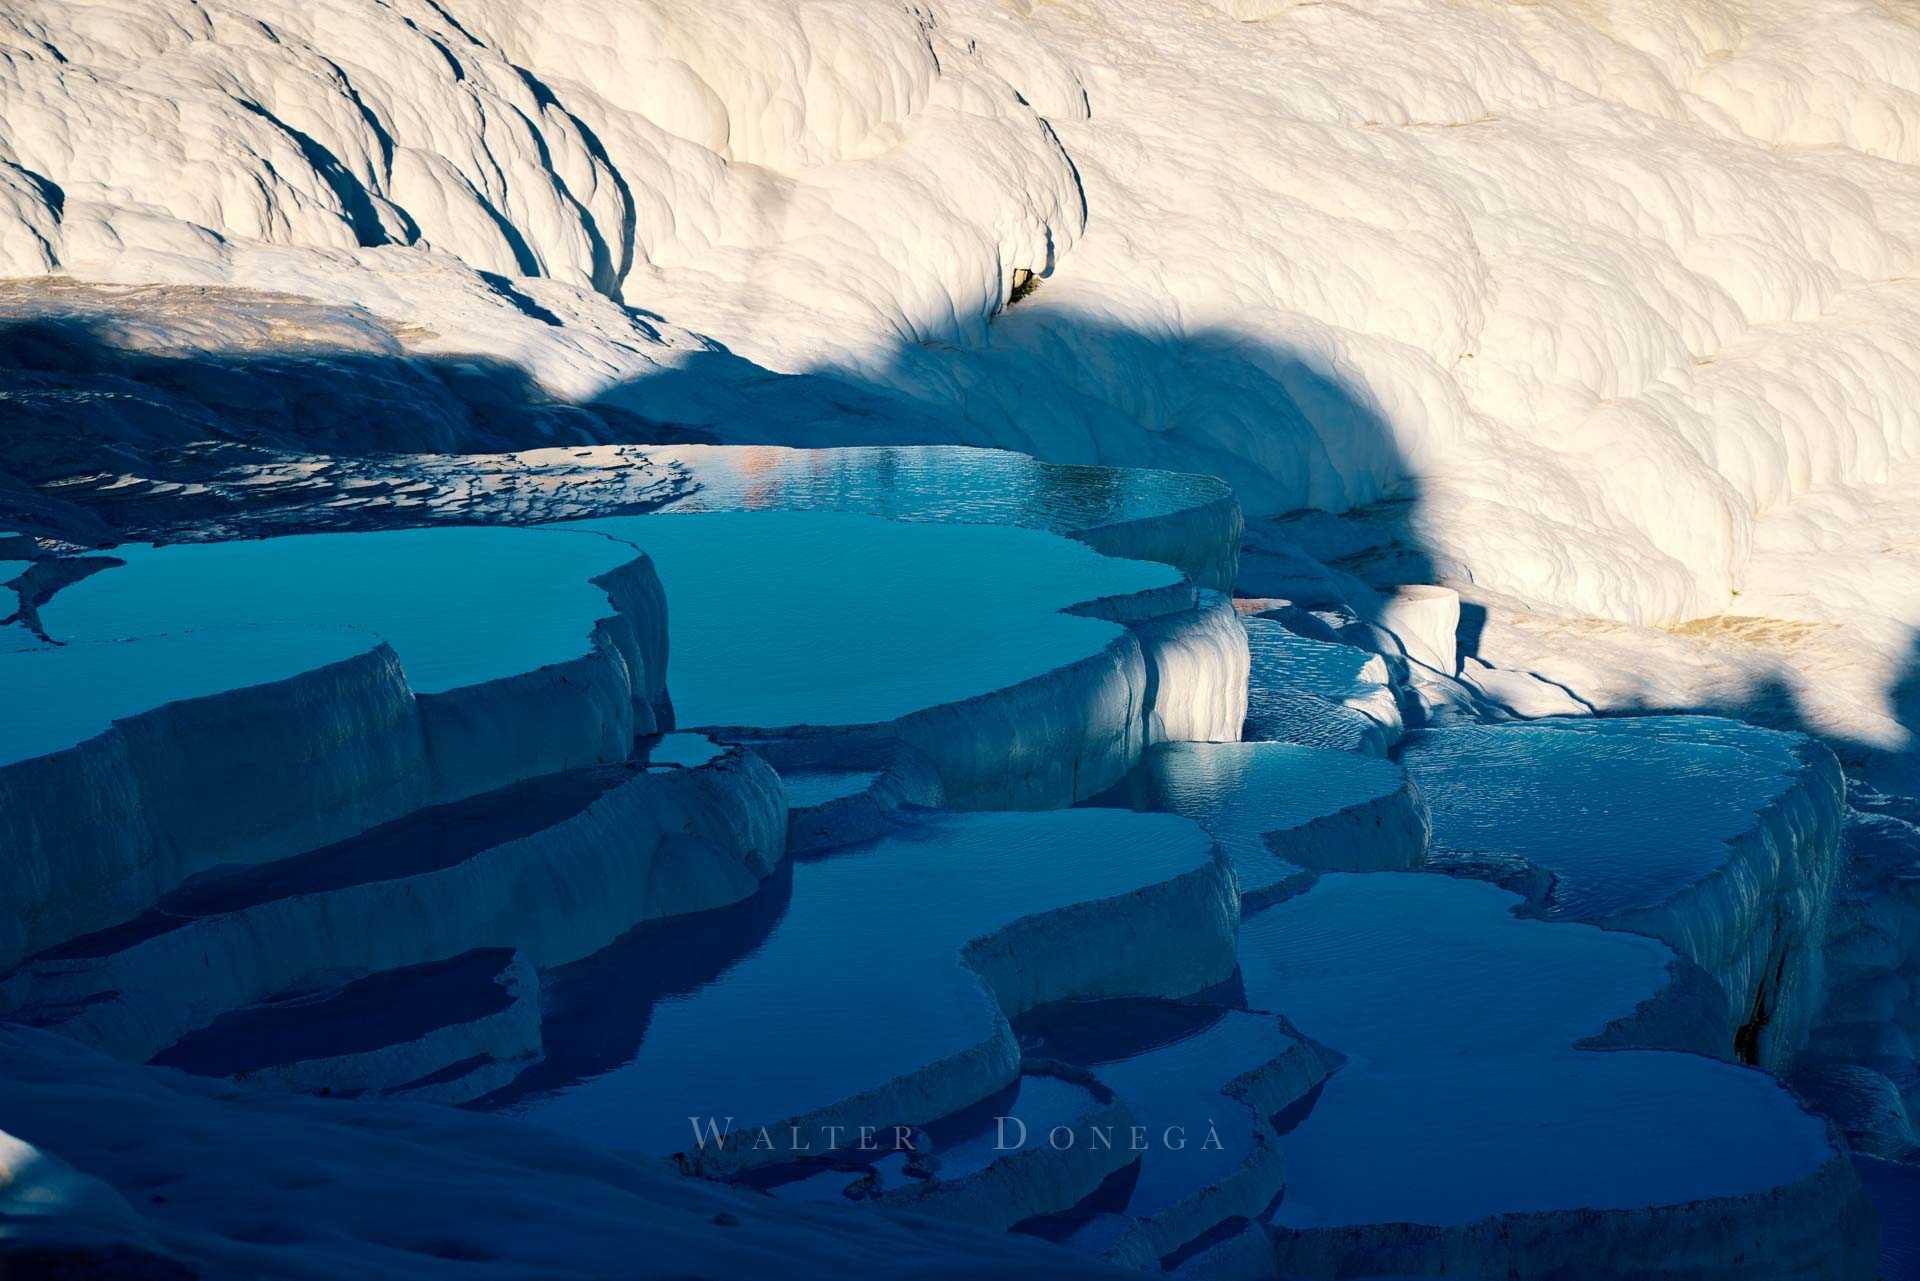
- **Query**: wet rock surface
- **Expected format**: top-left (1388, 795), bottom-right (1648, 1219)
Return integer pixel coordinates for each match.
top-left (0, 445), bottom-right (1895, 1279)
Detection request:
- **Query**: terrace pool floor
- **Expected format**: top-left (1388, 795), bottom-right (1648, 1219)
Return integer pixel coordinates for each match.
top-left (0, 625), bottom-right (377, 766)
top-left (36, 528), bottom-right (639, 693)
top-left (1240, 872), bottom-right (1832, 1227)
top-left (501, 808), bottom-right (1216, 1155)
top-left (19, 511), bottom-right (1178, 744)
top-left (563, 511), bottom-right (1178, 729)
top-left (1096, 742), bottom-right (1413, 899)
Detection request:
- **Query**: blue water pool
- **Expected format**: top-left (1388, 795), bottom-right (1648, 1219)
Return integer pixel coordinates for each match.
top-left (1097, 741), bottom-right (1410, 899)
top-left (1239, 873), bottom-right (1833, 1226)
top-left (1857, 1156), bottom-right (1920, 1280)
top-left (1242, 617), bottom-right (1392, 752)
top-left (563, 511), bottom-right (1177, 729)
top-left (0, 626), bottom-right (377, 766)
top-left (501, 808), bottom-right (1214, 1155)
top-left (37, 528), bottom-right (638, 694)
top-left (654, 444), bottom-right (1229, 542)
top-left (1020, 999), bottom-right (1303, 1242)
top-left (1401, 716), bottom-right (1803, 920)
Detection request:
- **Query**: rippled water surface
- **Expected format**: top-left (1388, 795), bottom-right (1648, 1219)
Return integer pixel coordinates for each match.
top-left (1402, 717), bottom-right (1801, 919)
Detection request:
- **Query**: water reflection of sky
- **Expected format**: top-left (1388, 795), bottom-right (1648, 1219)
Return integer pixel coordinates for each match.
top-left (566, 510), bottom-right (1177, 729)
top-left (505, 809), bottom-right (1213, 1155)
top-left (652, 444), bottom-right (1226, 532)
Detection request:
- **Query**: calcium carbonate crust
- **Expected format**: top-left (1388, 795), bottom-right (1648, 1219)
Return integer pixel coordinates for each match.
top-left (5, 745), bottom-right (788, 1063)
top-left (10, 0), bottom-right (1920, 628)
top-left (0, 548), bottom-right (671, 975)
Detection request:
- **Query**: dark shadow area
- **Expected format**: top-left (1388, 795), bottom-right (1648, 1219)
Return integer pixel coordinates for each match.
top-left (0, 305), bottom-right (1429, 593)
top-left (153, 947), bottom-right (519, 1077)
top-left (6, 287), bottom-right (1914, 779)
top-left (475, 858), bottom-right (794, 1113)
top-left (7, 290), bottom-right (1920, 1263)
top-left (39, 765), bottom-right (638, 962)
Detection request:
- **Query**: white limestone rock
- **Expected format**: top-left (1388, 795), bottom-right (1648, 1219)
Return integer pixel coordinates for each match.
top-left (5, 746), bottom-right (787, 1063)
top-left (5, 2), bottom-right (1920, 629)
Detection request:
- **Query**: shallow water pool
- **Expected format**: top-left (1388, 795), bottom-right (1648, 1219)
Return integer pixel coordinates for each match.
top-left (1240, 872), bottom-right (1833, 1226)
top-left (0, 625), bottom-right (376, 766)
top-left (1401, 716), bottom-right (1802, 920)
top-left (37, 528), bottom-right (637, 694)
top-left (502, 808), bottom-right (1213, 1155)
top-left (565, 511), bottom-right (1177, 729)
top-left (1098, 741), bottom-right (1409, 899)
top-left (654, 444), bottom-right (1228, 540)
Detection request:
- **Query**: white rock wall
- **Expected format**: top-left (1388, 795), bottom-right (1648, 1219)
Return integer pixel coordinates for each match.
top-left (0, 551), bottom-right (671, 974)
top-left (10, 1), bottom-right (1920, 625)
top-left (6, 747), bottom-right (787, 1063)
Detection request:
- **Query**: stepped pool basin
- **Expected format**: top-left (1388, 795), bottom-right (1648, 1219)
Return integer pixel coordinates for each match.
top-left (1239, 872), bottom-right (1833, 1227)
top-left (1097, 741), bottom-right (1423, 900)
top-left (0, 625), bottom-right (376, 766)
top-left (499, 808), bottom-right (1224, 1158)
top-left (35, 528), bottom-right (641, 694)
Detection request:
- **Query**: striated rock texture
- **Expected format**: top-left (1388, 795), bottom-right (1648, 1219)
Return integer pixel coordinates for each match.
top-left (9, 0), bottom-right (1920, 628)
top-left (0, 543), bottom-right (671, 975)
top-left (5, 747), bottom-right (787, 1063)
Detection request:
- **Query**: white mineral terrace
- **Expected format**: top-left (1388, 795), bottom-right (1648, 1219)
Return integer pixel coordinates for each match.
top-left (6, 0), bottom-right (1920, 1273)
